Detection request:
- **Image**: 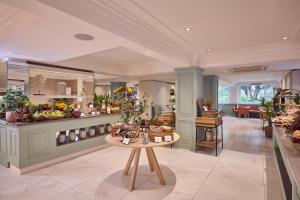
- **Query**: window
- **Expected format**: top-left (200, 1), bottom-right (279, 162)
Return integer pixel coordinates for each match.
top-left (240, 84), bottom-right (274, 104)
top-left (218, 85), bottom-right (229, 104)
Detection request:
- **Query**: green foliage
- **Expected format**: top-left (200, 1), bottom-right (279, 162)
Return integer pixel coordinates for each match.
top-left (3, 88), bottom-right (29, 111)
top-left (263, 99), bottom-right (275, 127)
top-left (115, 87), bottom-right (147, 126)
top-left (258, 97), bottom-right (266, 107)
top-left (94, 94), bottom-right (111, 107)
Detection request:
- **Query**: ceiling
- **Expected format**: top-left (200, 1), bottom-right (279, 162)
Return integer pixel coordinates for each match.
top-left (0, 0), bottom-right (300, 84)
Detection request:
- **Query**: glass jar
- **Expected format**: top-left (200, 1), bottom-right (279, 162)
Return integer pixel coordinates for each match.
top-left (105, 123), bottom-right (112, 132)
top-left (69, 129), bottom-right (76, 142)
top-left (89, 127), bottom-right (96, 137)
top-left (58, 131), bottom-right (66, 144)
top-left (99, 125), bottom-right (105, 134)
top-left (79, 128), bottom-right (87, 139)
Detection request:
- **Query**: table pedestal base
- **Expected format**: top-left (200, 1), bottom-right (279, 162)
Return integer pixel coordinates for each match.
top-left (124, 147), bottom-right (165, 191)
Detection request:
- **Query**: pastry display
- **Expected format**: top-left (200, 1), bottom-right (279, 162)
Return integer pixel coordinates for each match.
top-left (292, 130), bottom-right (300, 138)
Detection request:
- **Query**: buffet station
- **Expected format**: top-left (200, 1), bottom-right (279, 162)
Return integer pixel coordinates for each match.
top-left (0, 62), bottom-right (120, 173)
top-left (270, 89), bottom-right (300, 200)
top-left (0, 61), bottom-right (178, 175)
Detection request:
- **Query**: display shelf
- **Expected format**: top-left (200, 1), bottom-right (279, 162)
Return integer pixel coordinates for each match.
top-left (56, 131), bottom-right (111, 146)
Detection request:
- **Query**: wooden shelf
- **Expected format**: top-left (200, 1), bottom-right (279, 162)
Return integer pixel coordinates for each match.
top-left (196, 139), bottom-right (222, 148)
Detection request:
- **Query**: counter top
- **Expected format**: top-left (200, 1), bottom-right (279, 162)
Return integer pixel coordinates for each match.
top-left (0, 113), bottom-right (120, 127)
top-left (274, 126), bottom-right (300, 188)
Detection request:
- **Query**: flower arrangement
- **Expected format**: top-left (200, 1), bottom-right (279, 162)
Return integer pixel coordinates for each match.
top-left (114, 86), bottom-right (147, 127)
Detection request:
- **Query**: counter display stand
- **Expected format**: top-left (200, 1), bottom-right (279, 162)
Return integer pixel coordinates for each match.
top-left (0, 114), bottom-right (120, 174)
top-left (195, 117), bottom-right (223, 156)
top-left (273, 125), bottom-right (300, 200)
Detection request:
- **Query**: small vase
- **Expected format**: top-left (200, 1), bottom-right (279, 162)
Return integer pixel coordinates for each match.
top-left (5, 111), bottom-right (15, 122)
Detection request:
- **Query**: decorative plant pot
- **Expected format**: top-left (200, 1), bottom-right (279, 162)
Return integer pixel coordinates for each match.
top-left (58, 131), bottom-right (66, 144)
top-left (265, 126), bottom-right (272, 138)
top-left (88, 128), bottom-right (95, 137)
top-left (79, 128), bottom-right (87, 139)
top-left (69, 130), bottom-right (76, 142)
top-left (99, 125), bottom-right (105, 134)
top-left (5, 111), bottom-right (15, 122)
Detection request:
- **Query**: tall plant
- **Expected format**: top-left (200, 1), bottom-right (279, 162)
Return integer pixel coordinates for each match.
top-left (4, 88), bottom-right (28, 112)
top-left (263, 99), bottom-right (275, 127)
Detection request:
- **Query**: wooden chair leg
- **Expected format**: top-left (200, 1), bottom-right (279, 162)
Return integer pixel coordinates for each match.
top-left (146, 148), bottom-right (154, 171)
top-left (148, 148), bottom-right (165, 185)
top-left (129, 148), bottom-right (141, 191)
top-left (124, 148), bottom-right (137, 175)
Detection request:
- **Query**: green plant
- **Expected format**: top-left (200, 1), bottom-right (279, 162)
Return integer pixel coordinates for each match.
top-left (94, 94), bottom-right (104, 107)
top-left (3, 88), bottom-right (29, 111)
top-left (258, 97), bottom-right (266, 107)
top-left (263, 99), bottom-right (275, 127)
top-left (115, 87), bottom-right (147, 126)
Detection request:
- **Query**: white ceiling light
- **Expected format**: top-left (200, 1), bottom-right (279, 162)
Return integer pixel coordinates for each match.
top-left (184, 27), bottom-right (191, 31)
top-left (282, 36), bottom-right (288, 40)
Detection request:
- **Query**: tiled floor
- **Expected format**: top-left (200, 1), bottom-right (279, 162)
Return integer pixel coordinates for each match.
top-left (0, 117), bottom-right (283, 200)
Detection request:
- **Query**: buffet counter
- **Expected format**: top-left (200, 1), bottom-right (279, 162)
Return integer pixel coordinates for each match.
top-left (0, 114), bottom-right (120, 174)
top-left (273, 125), bottom-right (300, 200)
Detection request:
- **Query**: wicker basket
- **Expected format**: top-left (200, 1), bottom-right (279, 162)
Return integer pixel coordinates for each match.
top-left (149, 131), bottom-right (174, 142)
top-left (195, 116), bottom-right (222, 125)
top-left (202, 110), bottom-right (218, 118)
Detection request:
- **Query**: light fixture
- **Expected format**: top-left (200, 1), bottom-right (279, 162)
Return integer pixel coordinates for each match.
top-left (207, 48), bottom-right (213, 52)
top-left (185, 27), bottom-right (191, 31)
top-left (74, 33), bottom-right (94, 41)
top-left (282, 36), bottom-right (288, 40)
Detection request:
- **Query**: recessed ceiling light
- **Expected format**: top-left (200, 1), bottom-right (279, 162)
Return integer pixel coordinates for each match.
top-left (207, 48), bottom-right (213, 52)
top-left (74, 33), bottom-right (94, 41)
top-left (282, 36), bottom-right (288, 40)
top-left (185, 27), bottom-right (191, 31)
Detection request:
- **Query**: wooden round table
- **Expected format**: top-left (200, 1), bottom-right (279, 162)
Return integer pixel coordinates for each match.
top-left (105, 132), bottom-right (180, 191)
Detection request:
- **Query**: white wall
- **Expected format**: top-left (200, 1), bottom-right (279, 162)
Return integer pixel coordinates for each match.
top-left (94, 85), bottom-right (110, 96)
top-left (138, 80), bottom-right (172, 118)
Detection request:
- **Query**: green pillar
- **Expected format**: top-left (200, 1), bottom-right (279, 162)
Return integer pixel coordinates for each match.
top-left (203, 75), bottom-right (219, 109)
top-left (175, 67), bottom-right (203, 150)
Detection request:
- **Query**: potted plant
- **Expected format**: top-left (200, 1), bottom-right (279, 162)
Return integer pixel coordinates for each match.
top-left (262, 99), bottom-right (274, 137)
top-left (3, 88), bottom-right (29, 122)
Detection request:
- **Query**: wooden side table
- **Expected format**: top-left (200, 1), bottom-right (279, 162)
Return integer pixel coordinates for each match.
top-left (195, 122), bottom-right (223, 156)
top-left (105, 132), bottom-right (180, 191)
